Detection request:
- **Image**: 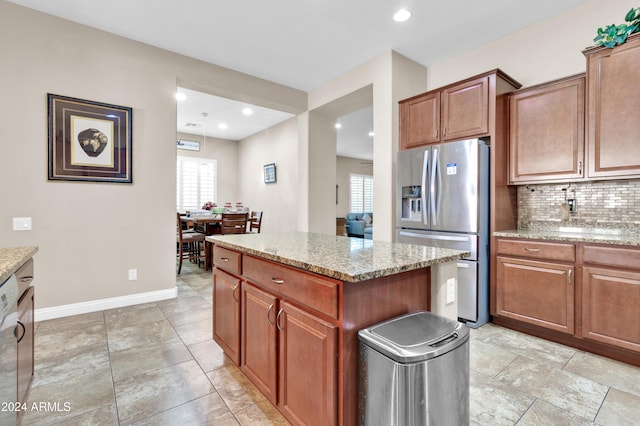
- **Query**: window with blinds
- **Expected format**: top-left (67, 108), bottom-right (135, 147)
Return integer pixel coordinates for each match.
top-left (349, 174), bottom-right (373, 213)
top-left (176, 156), bottom-right (217, 211)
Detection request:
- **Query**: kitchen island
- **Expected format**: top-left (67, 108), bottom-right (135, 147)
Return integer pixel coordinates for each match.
top-left (206, 232), bottom-right (468, 426)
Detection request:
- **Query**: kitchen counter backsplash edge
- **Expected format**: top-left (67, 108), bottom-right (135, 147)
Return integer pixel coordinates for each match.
top-left (0, 246), bottom-right (38, 284)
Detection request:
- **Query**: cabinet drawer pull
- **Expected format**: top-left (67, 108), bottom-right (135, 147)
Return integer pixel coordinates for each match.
top-left (19, 276), bottom-right (33, 283)
top-left (567, 269), bottom-right (572, 286)
top-left (578, 161), bottom-right (583, 175)
top-left (220, 257), bottom-right (230, 262)
top-left (15, 321), bottom-right (26, 343)
top-left (276, 309), bottom-right (284, 331)
top-left (267, 304), bottom-right (275, 325)
top-left (523, 248), bottom-right (541, 252)
top-left (435, 128), bottom-right (438, 138)
top-left (271, 278), bottom-right (285, 285)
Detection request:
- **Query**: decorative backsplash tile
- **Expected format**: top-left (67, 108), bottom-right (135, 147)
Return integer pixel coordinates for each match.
top-left (517, 180), bottom-right (640, 234)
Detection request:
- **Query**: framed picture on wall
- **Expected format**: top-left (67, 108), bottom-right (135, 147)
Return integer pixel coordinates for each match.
top-left (264, 163), bottom-right (277, 184)
top-left (48, 93), bottom-right (133, 183)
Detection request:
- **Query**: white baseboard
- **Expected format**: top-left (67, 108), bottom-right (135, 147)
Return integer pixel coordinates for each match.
top-left (34, 287), bottom-right (178, 322)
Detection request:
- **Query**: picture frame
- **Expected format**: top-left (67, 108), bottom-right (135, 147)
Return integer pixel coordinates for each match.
top-left (48, 94), bottom-right (132, 183)
top-left (263, 163), bottom-right (277, 184)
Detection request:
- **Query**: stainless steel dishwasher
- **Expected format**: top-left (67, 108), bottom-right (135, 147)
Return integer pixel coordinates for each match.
top-left (1, 274), bottom-right (19, 426)
top-left (358, 311), bottom-right (469, 426)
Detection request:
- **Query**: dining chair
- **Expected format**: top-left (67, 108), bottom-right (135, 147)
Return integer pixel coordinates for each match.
top-left (221, 212), bottom-right (249, 234)
top-left (177, 212), bottom-right (205, 274)
top-left (247, 211), bottom-right (263, 233)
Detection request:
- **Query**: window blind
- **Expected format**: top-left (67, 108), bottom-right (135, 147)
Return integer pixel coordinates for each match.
top-left (176, 156), bottom-right (217, 211)
top-left (350, 174), bottom-right (373, 213)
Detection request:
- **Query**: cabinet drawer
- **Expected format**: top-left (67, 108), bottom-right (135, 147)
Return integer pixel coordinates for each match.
top-left (243, 255), bottom-right (339, 320)
top-left (213, 246), bottom-right (242, 275)
top-left (497, 239), bottom-right (575, 262)
top-left (583, 245), bottom-right (640, 270)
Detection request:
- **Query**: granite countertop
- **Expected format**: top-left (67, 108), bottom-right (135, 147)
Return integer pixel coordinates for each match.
top-left (0, 246), bottom-right (38, 283)
top-left (206, 231), bottom-right (469, 283)
top-left (494, 228), bottom-right (640, 247)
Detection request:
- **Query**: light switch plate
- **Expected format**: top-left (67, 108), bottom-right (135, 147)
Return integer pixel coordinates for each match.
top-left (446, 278), bottom-right (456, 304)
top-left (128, 269), bottom-right (137, 280)
top-left (13, 217), bottom-right (32, 231)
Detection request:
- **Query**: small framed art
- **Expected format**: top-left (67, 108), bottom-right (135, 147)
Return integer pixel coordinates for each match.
top-left (263, 163), bottom-right (277, 184)
top-left (48, 93), bottom-right (132, 183)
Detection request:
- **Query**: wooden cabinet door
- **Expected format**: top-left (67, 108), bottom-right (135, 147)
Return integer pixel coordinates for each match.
top-left (497, 256), bottom-right (574, 334)
top-left (509, 76), bottom-right (585, 183)
top-left (585, 34), bottom-right (640, 179)
top-left (399, 91), bottom-right (440, 150)
top-left (582, 266), bottom-right (640, 352)
top-left (212, 268), bottom-right (241, 364)
top-left (278, 301), bottom-right (337, 426)
top-left (241, 282), bottom-right (278, 403)
top-left (442, 76), bottom-right (489, 141)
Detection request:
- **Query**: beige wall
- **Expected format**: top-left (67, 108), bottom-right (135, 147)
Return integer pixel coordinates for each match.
top-left (0, 1), bottom-right (305, 317)
top-left (237, 117), bottom-right (300, 233)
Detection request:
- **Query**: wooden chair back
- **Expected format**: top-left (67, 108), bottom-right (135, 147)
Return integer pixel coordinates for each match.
top-left (221, 213), bottom-right (249, 234)
top-left (249, 211), bottom-right (263, 233)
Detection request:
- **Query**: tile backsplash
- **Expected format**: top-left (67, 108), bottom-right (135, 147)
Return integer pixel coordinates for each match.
top-left (517, 180), bottom-right (640, 233)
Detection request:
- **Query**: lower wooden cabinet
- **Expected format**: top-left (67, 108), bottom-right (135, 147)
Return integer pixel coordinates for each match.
top-left (241, 282), bottom-right (337, 426)
top-left (581, 244), bottom-right (640, 352)
top-left (497, 256), bottom-right (574, 334)
top-left (495, 238), bottom-right (640, 365)
top-left (212, 268), bottom-right (241, 364)
top-left (241, 282), bottom-right (277, 403)
top-left (278, 301), bottom-right (337, 426)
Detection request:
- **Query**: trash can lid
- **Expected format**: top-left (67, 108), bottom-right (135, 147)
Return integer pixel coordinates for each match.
top-left (358, 311), bottom-right (469, 363)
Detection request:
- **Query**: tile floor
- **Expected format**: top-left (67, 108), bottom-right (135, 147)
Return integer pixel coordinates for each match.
top-left (19, 262), bottom-right (640, 425)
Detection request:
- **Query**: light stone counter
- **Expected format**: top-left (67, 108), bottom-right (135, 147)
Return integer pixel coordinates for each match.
top-left (494, 228), bottom-right (640, 246)
top-left (207, 231), bottom-right (469, 320)
top-left (0, 246), bottom-right (38, 283)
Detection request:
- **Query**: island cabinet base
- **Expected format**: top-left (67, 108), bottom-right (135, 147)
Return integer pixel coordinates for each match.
top-left (215, 249), bottom-right (431, 426)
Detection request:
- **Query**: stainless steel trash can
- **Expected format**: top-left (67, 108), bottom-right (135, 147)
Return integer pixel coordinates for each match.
top-left (358, 311), bottom-right (469, 426)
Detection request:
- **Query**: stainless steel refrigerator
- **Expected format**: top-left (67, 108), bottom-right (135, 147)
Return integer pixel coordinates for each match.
top-left (396, 138), bottom-right (489, 327)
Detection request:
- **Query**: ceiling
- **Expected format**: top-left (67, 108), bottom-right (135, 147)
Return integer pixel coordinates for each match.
top-left (9, 0), bottom-right (590, 159)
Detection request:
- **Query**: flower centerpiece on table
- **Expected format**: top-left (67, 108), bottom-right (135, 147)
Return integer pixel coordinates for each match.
top-left (202, 201), bottom-right (216, 211)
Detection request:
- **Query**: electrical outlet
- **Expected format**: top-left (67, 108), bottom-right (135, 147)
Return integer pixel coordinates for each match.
top-left (128, 269), bottom-right (137, 281)
top-left (446, 278), bottom-right (455, 304)
top-left (567, 198), bottom-right (577, 213)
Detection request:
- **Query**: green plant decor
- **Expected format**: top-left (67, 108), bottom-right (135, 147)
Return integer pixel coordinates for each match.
top-left (594, 7), bottom-right (640, 48)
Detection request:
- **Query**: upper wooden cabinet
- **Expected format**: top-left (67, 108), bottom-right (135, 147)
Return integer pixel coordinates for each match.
top-left (508, 75), bottom-right (585, 184)
top-left (584, 33), bottom-right (640, 179)
top-left (442, 76), bottom-right (490, 141)
top-left (399, 70), bottom-right (520, 150)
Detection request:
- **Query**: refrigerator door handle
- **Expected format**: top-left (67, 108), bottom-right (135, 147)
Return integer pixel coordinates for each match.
top-left (430, 147), bottom-right (439, 226)
top-left (421, 149), bottom-right (429, 226)
top-left (398, 231), bottom-right (470, 242)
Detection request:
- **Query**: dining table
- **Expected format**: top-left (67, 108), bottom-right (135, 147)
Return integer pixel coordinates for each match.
top-left (180, 214), bottom-right (256, 270)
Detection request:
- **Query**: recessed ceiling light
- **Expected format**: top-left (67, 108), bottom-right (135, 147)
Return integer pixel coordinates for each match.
top-left (335, 123), bottom-right (342, 129)
top-left (218, 123), bottom-right (228, 130)
top-left (242, 107), bottom-right (253, 116)
top-left (393, 8), bottom-right (411, 22)
top-left (368, 131), bottom-right (375, 137)
top-left (175, 92), bottom-right (186, 101)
